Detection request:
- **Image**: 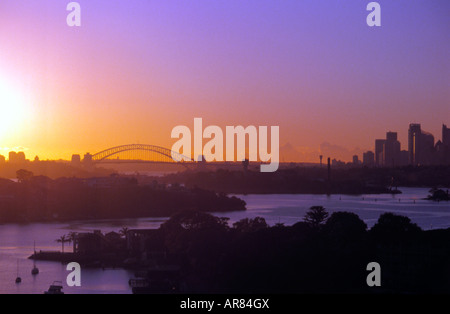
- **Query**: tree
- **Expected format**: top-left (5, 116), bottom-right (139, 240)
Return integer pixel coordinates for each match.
top-left (56, 235), bottom-right (71, 253)
top-left (16, 169), bottom-right (34, 183)
top-left (119, 227), bottom-right (129, 238)
top-left (304, 206), bottom-right (329, 228)
top-left (160, 210), bottom-right (230, 256)
top-left (324, 212), bottom-right (367, 243)
top-left (67, 232), bottom-right (78, 244)
top-left (161, 210), bottom-right (229, 232)
top-left (233, 217), bottom-right (268, 233)
top-left (370, 212), bottom-right (422, 241)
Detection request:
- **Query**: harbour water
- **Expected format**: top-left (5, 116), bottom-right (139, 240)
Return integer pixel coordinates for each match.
top-left (0, 187), bottom-right (448, 294)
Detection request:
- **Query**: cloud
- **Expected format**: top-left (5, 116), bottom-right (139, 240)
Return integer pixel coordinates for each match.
top-left (0, 147), bottom-right (30, 152)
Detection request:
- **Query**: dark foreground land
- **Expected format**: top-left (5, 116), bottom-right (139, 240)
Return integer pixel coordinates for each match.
top-left (2, 165), bottom-right (449, 223)
top-left (158, 165), bottom-right (450, 194)
top-left (0, 175), bottom-right (245, 223)
top-left (33, 209), bottom-right (450, 294)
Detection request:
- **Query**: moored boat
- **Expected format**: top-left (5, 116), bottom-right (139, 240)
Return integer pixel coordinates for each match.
top-left (44, 281), bottom-right (64, 294)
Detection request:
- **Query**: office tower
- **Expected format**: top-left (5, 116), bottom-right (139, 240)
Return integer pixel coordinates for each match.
top-left (375, 139), bottom-right (386, 166)
top-left (72, 154), bottom-right (81, 165)
top-left (374, 132), bottom-right (401, 167)
top-left (9, 151), bottom-right (26, 163)
top-left (363, 151), bottom-right (375, 166)
top-left (408, 124), bottom-right (421, 165)
top-left (8, 152), bottom-right (17, 163)
top-left (386, 132), bottom-right (397, 142)
top-left (383, 132), bottom-right (401, 167)
top-left (399, 150), bottom-right (409, 166)
top-left (443, 124), bottom-right (450, 146)
top-left (408, 123), bottom-right (435, 165)
top-left (84, 153), bottom-right (93, 163)
top-left (16, 152), bottom-right (26, 163)
top-left (441, 124), bottom-right (450, 164)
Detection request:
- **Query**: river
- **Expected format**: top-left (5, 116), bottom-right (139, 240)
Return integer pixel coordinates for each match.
top-left (0, 187), bottom-right (448, 294)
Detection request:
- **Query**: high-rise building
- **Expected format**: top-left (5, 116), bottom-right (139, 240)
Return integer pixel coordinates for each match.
top-left (72, 154), bottom-right (81, 164)
top-left (8, 152), bottom-right (17, 163)
top-left (440, 124), bottom-right (450, 165)
top-left (9, 151), bottom-right (26, 163)
top-left (408, 124), bottom-right (421, 165)
top-left (399, 150), bottom-right (409, 166)
top-left (83, 153), bottom-right (93, 163)
top-left (17, 152), bottom-right (26, 163)
top-left (374, 132), bottom-right (401, 167)
top-left (383, 132), bottom-right (401, 167)
top-left (386, 132), bottom-right (397, 142)
top-left (363, 151), bottom-right (375, 166)
top-left (443, 124), bottom-right (450, 146)
top-left (375, 139), bottom-right (386, 166)
top-left (408, 124), bottom-right (435, 165)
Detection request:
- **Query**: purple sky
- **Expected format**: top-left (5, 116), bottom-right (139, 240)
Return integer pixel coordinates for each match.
top-left (0, 0), bottom-right (448, 161)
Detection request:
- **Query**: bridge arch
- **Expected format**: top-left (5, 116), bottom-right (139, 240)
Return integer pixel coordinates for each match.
top-left (91, 144), bottom-right (192, 163)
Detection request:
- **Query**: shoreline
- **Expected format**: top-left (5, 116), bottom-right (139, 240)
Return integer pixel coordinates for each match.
top-left (1, 187), bottom-right (444, 225)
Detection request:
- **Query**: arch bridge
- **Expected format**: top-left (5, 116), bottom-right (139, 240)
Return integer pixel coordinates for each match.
top-left (89, 144), bottom-right (193, 164)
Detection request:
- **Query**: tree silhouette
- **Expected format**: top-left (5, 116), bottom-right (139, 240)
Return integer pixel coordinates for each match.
top-left (324, 211), bottom-right (367, 243)
top-left (16, 169), bottom-right (33, 183)
top-left (56, 235), bottom-right (71, 253)
top-left (370, 212), bottom-right (422, 242)
top-left (162, 210), bottom-right (229, 231)
top-left (304, 206), bottom-right (329, 228)
top-left (119, 227), bottom-right (129, 238)
top-left (67, 232), bottom-right (78, 251)
top-left (233, 217), bottom-right (268, 233)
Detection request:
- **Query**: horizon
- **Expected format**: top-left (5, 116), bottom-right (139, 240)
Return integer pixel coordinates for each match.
top-left (0, 121), bottom-right (447, 163)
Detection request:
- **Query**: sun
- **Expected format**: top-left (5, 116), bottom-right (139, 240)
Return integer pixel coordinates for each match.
top-left (0, 77), bottom-right (32, 140)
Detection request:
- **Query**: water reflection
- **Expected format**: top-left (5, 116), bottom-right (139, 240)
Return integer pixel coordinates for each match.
top-left (0, 187), bottom-right (448, 294)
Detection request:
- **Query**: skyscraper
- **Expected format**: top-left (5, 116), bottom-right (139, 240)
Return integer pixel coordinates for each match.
top-left (383, 132), bottom-right (401, 167)
top-left (374, 132), bottom-right (401, 167)
top-left (442, 124), bottom-right (450, 164)
top-left (375, 139), bottom-right (386, 166)
top-left (8, 151), bottom-right (26, 163)
top-left (363, 151), bottom-right (375, 166)
top-left (408, 124), bottom-right (421, 165)
top-left (352, 155), bottom-right (360, 165)
top-left (408, 123), bottom-right (435, 165)
top-left (8, 151), bottom-right (17, 163)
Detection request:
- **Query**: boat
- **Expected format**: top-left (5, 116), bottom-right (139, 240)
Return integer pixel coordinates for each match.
top-left (31, 241), bottom-right (39, 275)
top-left (15, 260), bottom-right (21, 284)
top-left (44, 281), bottom-right (64, 294)
top-left (31, 263), bottom-right (39, 275)
top-left (129, 266), bottom-right (181, 294)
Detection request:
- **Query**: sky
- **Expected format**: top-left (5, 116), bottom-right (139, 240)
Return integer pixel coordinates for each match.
top-left (0, 0), bottom-right (448, 162)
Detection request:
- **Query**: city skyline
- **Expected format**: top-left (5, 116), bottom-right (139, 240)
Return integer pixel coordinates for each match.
top-left (0, 0), bottom-right (449, 162)
top-left (1, 121), bottom-right (448, 166)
